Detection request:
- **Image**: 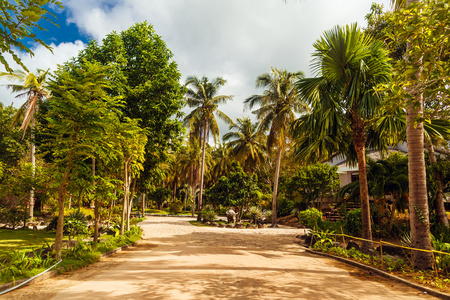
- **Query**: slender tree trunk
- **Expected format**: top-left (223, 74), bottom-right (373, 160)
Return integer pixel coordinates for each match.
top-left (271, 145), bottom-right (283, 227)
top-left (127, 177), bottom-right (136, 231)
top-left (29, 117), bottom-right (36, 221)
top-left (141, 193), bottom-right (146, 217)
top-left (121, 160), bottom-right (130, 235)
top-left (92, 158), bottom-right (99, 247)
top-left (197, 123), bottom-right (207, 221)
top-left (405, 0), bottom-right (433, 270)
top-left (426, 142), bottom-right (449, 227)
top-left (355, 142), bottom-right (373, 251)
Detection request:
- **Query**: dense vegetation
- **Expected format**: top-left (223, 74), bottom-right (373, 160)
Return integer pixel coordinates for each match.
top-left (0, 0), bottom-right (449, 282)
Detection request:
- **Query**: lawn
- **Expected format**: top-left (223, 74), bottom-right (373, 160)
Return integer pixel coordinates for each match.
top-left (0, 229), bottom-right (56, 259)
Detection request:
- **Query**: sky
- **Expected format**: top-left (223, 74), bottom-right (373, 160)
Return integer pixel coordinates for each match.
top-left (1, 0), bottom-right (392, 137)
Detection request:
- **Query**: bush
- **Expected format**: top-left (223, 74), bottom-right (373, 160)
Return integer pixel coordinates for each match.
top-left (248, 206), bottom-right (263, 224)
top-left (345, 209), bottom-right (362, 237)
top-left (168, 200), bottom-right (183, 214)
top-left (298, 208), bottom-right (322, 229)
top-left (201, 206), bottom-right (217, 222)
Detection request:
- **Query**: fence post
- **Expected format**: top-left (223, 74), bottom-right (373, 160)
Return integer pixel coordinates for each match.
top-left (380, 240), bottom-right (383, 269)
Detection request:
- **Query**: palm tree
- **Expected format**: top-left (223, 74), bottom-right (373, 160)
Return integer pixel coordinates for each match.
top-left (183, 76), bottom-right (232, 219)
top-left (245, 68), bottom-right (309, 226)
top-left (388, 0), bottom-right (434, 269)
top-left (209, 141), bottom-right (233, 183)
top-left (0, 69), bottom-right (50, 220)
top-left (223, 117), bottom-right (266, 174)
top-left (293, 24), bottom-right (391, 250)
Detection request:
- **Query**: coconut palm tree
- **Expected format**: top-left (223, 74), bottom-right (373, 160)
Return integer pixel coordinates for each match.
top-left (183, 72), bottom-right (231, 218)
top-left (209, 141), bottom-right (233, 183)
top-left (245, 68), bottom-right (309, 226)
top-left (223, 117), bottom-right (266, 174)
top-left (293, 24), bottom-right (392, 250)
top-left (0, 68), bottom-right (50, 220)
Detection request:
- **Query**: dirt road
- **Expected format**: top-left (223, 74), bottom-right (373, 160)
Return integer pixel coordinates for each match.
top-left (1, 216), bottom-right (437, 299)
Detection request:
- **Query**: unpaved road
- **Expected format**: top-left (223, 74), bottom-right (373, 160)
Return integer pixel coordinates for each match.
top-left (1, 216), bottom-right (437, 299)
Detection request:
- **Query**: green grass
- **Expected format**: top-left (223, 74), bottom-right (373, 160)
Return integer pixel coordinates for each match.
top-left (0, 229), bottom-right (56, 259)
top-left (189, 220), bottom-right (253, 227)
top-left (145, 208), bottom-right (191, 215)
top-left (0, 226), bottom-right (143, 284)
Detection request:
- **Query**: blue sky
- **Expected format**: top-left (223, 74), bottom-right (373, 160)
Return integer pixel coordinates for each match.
top-left (2, 0), bottom-right (392, 135)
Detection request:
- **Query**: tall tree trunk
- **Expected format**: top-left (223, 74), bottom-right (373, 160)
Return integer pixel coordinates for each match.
top-left (127, 177), bottom-right (136, 231)
top-left (29, 117), bottom-right (36, 221)
top-left (426, 142), bottom-right (449, 227)
top-left (121, 160), bottom-right (130, 235)
top-left (271, 145), bottom-right (283, 227)
top-left (405, 0), bottom-right (433, 270)
top-left (92, 158), bottom-right (99, 247)
top-left (141, 193), bottom-right (146, 218)
top-left (355, 142), bottom-right (373, 250)
top-left (197, 122), bottom-right (207, 221)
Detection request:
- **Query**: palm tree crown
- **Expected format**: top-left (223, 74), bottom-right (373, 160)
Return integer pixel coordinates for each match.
top-left (245, 68), bottom-right (309, 226)
top-left (183, 75), bottom-right (233, 216)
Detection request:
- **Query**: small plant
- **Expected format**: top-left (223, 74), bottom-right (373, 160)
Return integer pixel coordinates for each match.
top-left (312, 230), bottom-right (335, 251)
top-left (248, 206), bottom-right (263, 224)
top-left (344, 209), bottom-right (362, 237)
top-left (200, 205), bottom-right (217, 222)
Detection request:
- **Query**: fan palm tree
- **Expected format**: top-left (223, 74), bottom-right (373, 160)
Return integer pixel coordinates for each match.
top-left (183, 76), bottom-right (233, 218)
top-left (293, 24), bottom-right (392, 250)
top-left (223, 117), bottom-right (267, 174)
top-left (245, 68), bottom-right (309, 226)
top-left (0, 68), bottom-right (50, 219)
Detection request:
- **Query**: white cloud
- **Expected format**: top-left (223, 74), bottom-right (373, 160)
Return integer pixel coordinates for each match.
top-left (0, 41), bottom-right (86, 107)
top-left (3, 0), bottom-right (392, 138)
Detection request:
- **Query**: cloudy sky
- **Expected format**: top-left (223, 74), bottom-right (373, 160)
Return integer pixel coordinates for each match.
top-left (1, 0), bottom-right (391, 136)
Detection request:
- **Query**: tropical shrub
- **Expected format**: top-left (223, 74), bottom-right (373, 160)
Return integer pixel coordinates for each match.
top-left (298, 208), bottom-right (322, 229)
top-left (200, 205), bottom-right (217, 222)
top-left (344, 209), bottom-right (362, 237)
top-left (248, 206), bottom-right (263, 224)
top-left (168, 200), bottom-right (183, 214)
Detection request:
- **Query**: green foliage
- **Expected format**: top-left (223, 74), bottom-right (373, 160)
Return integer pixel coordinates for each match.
top-left (345, 209), bottom-right (362, 237)
top-left (0, 248), bottom-right (56, 284)
top-left (78, 21), bottom-right (185, 185)
top-left (148, 187), bottom-right (172, 208)
top-left (64, 209), bottom-right (88, 240)
top-left (0, 0), bottom-right (63, 72)
top-left (298, 208), bottom-right (322, 230)
top-left (200, 205), bottom-right (217, 222)
top-left (205, 162), bottom-right (261, 219)
top-left (168, 200), bottom-right (183, 214)
top-left (0, 103), bottom-right (28, 168)
top-left (282, 163), bottom-right (340, 208)
top-left (248, 206), bottom-right (263, 224)
top-left (431, 234), bottom-right (450, 274)
top-left (312, 230), bottom-right (335, 251)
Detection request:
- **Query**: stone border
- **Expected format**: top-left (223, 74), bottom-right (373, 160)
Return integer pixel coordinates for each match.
top-left (303, 247), bottom-right (450, 300)
top-left (0, 243), bottom-right (134, 295)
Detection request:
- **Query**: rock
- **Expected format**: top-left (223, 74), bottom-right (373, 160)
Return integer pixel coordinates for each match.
top-left (258, 224), bottom-right (265, 229)
top-left (304, 235), bottom-right (319, 247)
top-left (346, 240), bottom-right (360, 251)
top-left (209, 222), bottom-right (219, 227)
top-left (226, 224), bottom-right (235, 228)
top-left (246, 223), bottom-right (256, 229)
top-left (219, 223), bottom-right (226, 228)
top-left (40, 221), bottom-right (46, 226)
top-left (234, 223), bottom-right (244, 229)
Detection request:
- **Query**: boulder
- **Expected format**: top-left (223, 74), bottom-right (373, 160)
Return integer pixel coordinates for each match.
top-left (226, 224), bottom-right (235, 228)
top-left (234, 223), bottom-right (244, 229)
top-left (218, 223), bottom-right (226, 228)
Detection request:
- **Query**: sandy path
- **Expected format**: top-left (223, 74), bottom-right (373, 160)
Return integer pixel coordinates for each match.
top-left (1, 216), bottom-right (436, 299)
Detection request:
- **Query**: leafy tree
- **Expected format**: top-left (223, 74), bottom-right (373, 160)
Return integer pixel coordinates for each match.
top-left (223, 117), bottom-right (266, 174)
top-left (0, 0), bottom-right (62, 72)
top-left (148, 187), bottom-right (172, 210)
top-left (245, 68), bottom-right (309, 226)
top-left (294, 24), bottom-right (392, 250)
top-left (44, 60), bottom-right (123, 260)
top-left (206, 162), bottom-right (261, 221)
top-left (77, 21), bottom-right (185, 198)
top-left (183, 76), bottom-right (233, 218)
top-left (0, 68), bottom-right (50, 219)
top-left (0, 103), bottom-right (27, 168)
top-left (282, 163), bottom-right (340, 209)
